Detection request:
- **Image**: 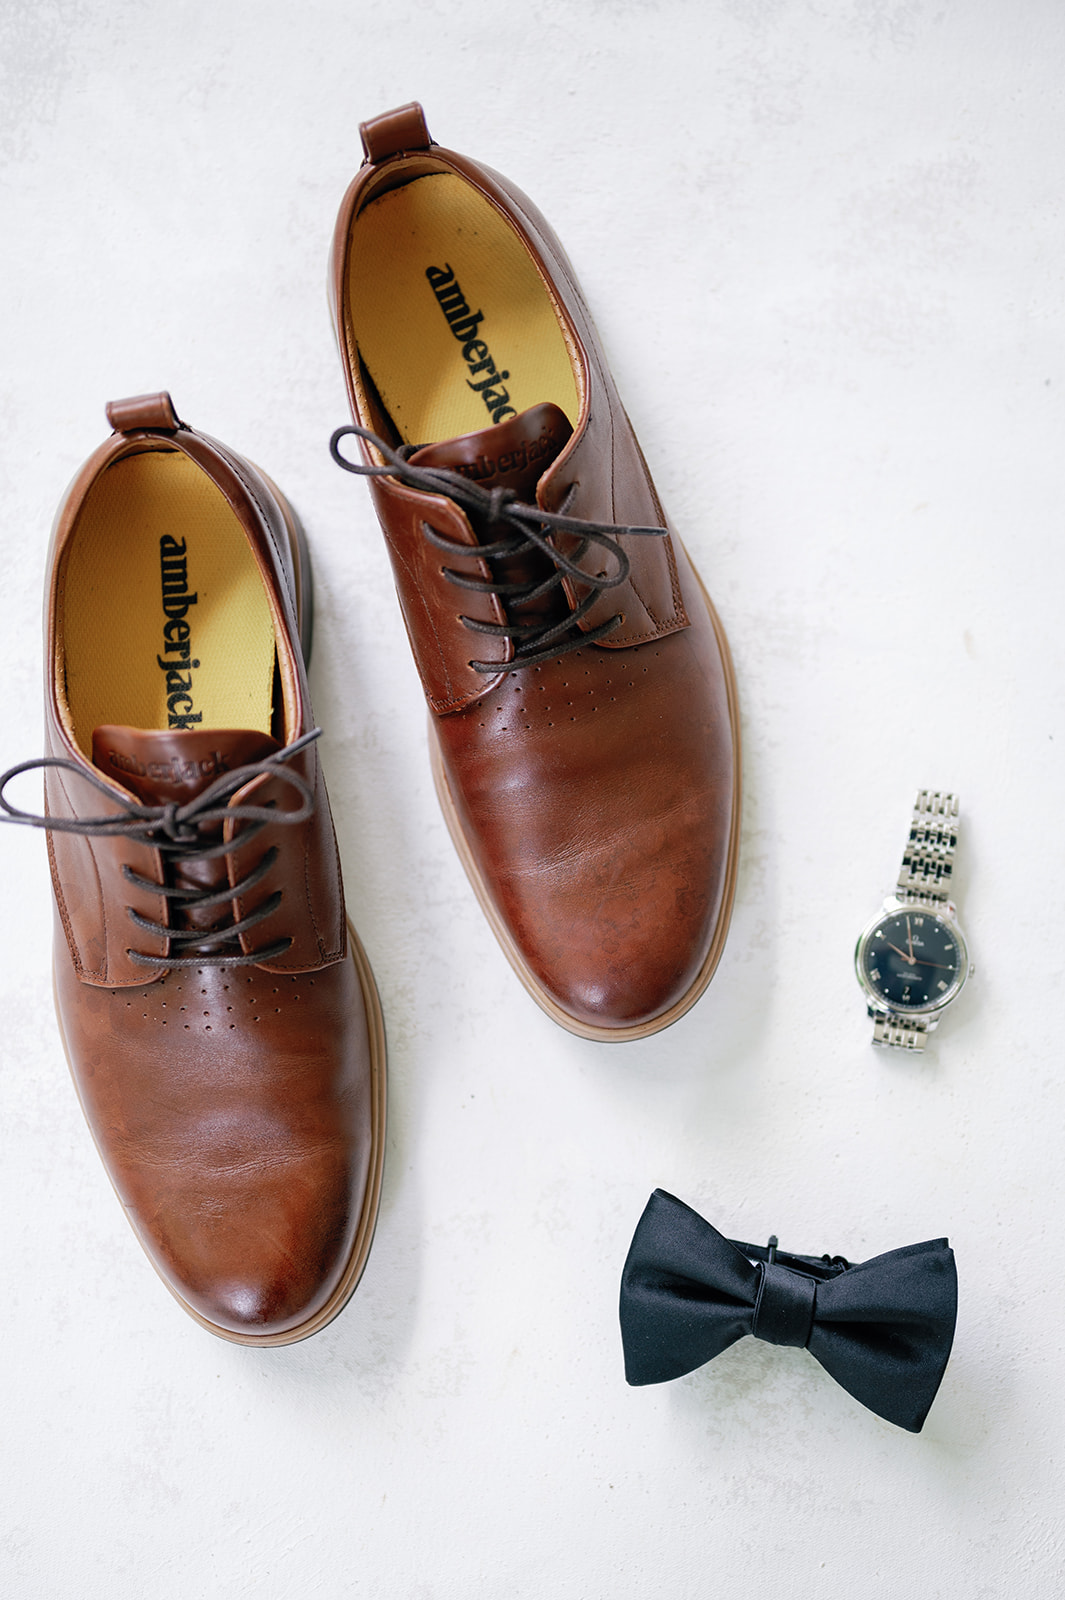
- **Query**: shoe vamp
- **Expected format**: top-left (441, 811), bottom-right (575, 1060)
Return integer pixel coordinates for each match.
top-left (436, 624), bottom-right (736, 1019)
top-left (53, 947), bottom-right (373, 1331)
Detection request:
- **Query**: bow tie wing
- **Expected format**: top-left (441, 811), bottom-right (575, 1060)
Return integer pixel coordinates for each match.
top-left (620, 1190), bottom-right (762, 1385)
top-left (807, 1239), bottom-right (958, 1432)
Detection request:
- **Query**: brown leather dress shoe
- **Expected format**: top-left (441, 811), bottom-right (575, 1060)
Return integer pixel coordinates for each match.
top-left (329, 103), bottom-right (741, 1041)
top-left (1, 393), bottom-right (385, 1343)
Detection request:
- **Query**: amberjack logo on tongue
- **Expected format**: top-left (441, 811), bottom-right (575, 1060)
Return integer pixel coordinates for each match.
top-left (106, 748), bottom-right (231, 786)
top-left (157, 535), bottom-right (202, 728)
top-left (426, 263), bottom-right (518, 426)
top-left (445, 425), bottom-right (565, 486)
top-left (91, 726), bottom-right (281, 803)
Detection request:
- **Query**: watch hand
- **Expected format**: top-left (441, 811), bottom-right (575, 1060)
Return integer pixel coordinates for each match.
top-left (884, 941), bottom-right (916, 965)
top-left (883, 942), bottom-right (955, 971)
top-left (906, 915), bottom-right (914, 961)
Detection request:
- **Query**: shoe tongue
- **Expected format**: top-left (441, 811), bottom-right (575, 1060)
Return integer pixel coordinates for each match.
top-left (91, 725), bottom-right (281, 806)
top-left (410, 402), bottom-right (572, 502)
top-left (412, 404), bottom-right (574, 629)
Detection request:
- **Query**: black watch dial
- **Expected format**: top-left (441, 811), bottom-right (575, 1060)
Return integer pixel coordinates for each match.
top-left (859, 909), bottom-right (963, 1012)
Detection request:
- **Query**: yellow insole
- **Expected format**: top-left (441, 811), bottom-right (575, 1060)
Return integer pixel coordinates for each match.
top-left (62, 451), bottom-right (276, 751)
top-left (349, 172), bottom-right (580, 445)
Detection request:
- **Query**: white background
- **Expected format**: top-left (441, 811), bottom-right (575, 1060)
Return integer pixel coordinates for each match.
top-left (1, 2), bottom-right (1063, 1595)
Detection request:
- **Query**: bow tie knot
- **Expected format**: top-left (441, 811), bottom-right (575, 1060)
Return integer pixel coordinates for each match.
top-left (752, 1257), bottom-right (818, 1349)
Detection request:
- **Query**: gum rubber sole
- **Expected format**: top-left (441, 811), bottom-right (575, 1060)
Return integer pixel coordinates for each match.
top-left (428, 548), bottom-right (743, 1043)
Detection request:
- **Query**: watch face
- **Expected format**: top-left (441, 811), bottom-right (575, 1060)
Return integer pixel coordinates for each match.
top-left (857, 908), bottom-right (967, 1013)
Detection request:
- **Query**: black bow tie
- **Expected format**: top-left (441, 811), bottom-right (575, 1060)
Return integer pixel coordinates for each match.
top-left (620, 1191), bottom-right (957, 1432)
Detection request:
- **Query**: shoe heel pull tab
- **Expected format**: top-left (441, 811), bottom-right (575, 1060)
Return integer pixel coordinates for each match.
top-left (359, 102), bottom-right (432, 165)
top-left (105, 392), bottom-right (181, 434)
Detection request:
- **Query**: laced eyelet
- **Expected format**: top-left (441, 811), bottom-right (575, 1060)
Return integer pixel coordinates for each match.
top-left (329, 423), bottom-right (668, 675)
top-left (1, 734), bottom-right (320, 970)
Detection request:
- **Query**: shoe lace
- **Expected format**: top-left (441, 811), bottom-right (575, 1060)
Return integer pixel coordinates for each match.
top-left (330, 423), bottom-right (668, 673)
top-left (0, 729), bottom-right (320, 969)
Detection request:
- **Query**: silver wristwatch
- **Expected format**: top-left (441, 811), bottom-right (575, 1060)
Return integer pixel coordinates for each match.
top-left (854, 790), bottom-right (974, 1050)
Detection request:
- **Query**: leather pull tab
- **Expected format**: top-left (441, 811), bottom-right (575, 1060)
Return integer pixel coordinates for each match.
top-left (105, 392), bottom-right (181, 433)
top-left (359, 102), bottom-right (432, 165)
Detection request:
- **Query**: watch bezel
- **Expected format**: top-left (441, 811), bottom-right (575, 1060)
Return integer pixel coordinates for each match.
top-left (854, 897), bottom-right (970, 1018)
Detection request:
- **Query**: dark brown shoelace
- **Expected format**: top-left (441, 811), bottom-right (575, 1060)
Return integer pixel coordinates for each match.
top-left (0, 730), bottom-right (320, 968)
top-left (330, 423), bottom-right (668, 672)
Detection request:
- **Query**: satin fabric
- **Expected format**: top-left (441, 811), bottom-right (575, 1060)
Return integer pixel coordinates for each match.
top-left (620, 1190), bottom-right (957, 1433)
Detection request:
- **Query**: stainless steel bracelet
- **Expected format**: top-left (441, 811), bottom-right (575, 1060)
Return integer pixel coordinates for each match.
top-left (896, 789), bottom-right (959, 906)
top-left (871, 1011), bottom-right (932, 1052)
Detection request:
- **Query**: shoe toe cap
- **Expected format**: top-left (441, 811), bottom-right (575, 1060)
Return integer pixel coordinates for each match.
top-left (141, 1144), bottom-right (365, 1339)
top-left (523, 885), bottom-right (723, 1035)
top-left (55, 951), bottom-right (379, 1342)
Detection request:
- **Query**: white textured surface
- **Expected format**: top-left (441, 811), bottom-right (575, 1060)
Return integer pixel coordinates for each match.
top-left (1, 3), bottom-right (1063, 1595)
